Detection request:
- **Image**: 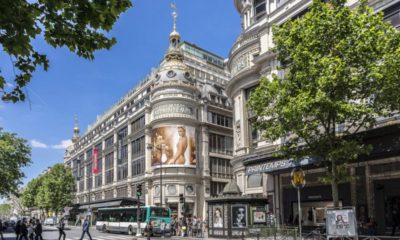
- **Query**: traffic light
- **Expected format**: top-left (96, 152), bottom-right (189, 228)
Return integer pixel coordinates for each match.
top-left (179, 193), bottom-right (185, 204)
top-left (137, 184), bottom-right (142, 197)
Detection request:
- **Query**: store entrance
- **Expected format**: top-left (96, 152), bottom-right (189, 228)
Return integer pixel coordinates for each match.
top-left (374, 178), bottom-right (400, 235)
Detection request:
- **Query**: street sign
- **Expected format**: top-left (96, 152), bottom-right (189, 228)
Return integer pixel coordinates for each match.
top-left (291, 167), bottom-right (306, 188)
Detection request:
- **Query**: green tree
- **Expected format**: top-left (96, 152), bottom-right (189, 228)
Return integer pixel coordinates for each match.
top-left (0, 203), bottom-right (12, 216)
top-left (248, 0), bottom-right (400, 207)
top-left (0, 0), bottom-right (132, 103)
top-left (40, 164), bottom-right (75, 214)
top-left (21, 176), bottom-right (43, 209)
top-left (0, 128), bottom-right (31, 196)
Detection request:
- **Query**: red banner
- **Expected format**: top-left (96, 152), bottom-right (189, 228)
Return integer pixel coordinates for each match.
top-left (92, 147), bottom-right (99, 175)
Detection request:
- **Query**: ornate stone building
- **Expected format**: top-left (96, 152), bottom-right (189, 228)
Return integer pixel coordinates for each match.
top-left (227, 0), bottom-right (400, 234)
top-left (64, 12), bottom-right (233, 219)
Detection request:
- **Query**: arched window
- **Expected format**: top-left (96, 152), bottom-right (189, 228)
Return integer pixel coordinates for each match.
top-left (254, 0), bottom-right (266, 20)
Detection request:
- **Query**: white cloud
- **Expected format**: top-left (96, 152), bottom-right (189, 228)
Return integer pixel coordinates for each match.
top-left (52, 139), bottom-right (72, 149)
top-left (5, 82), bottom-right (14, 88)
top-left (31, 139), bottom-right (49, 149)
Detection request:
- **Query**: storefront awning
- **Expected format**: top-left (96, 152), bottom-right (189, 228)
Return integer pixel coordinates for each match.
top-left (77, 197), bottom-right (142, 210)
top-left (245, 158), bottom-right (314, 175)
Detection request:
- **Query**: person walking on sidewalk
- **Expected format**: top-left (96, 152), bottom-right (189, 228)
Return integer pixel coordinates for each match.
top-left (15, 220), bottom-right (22, 240)
top-left (58, 217), bottom-right (66, 240)
top-left (34, 219), bottom-right (43, 240)
top-left (0, 219), bottom-right (4, 240)
top-left (144, 221), bottom-right (152, 240)
top-left (20, 218), bottom-right (29, 240)
top-left (80, 217), bottom-right (92, 240)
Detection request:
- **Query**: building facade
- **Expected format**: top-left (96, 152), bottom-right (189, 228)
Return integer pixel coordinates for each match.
top-left (64, 15), bottom-right (234, 219)
top-left (227, 0), bottom-right (400, 234)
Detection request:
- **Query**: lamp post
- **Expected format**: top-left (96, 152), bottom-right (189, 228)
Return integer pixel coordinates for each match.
top-left (159, 143), bottom-right (165, 207)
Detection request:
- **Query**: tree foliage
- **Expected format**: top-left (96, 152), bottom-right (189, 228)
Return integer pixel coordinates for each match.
top-left (21, 176), bottom-right (43, 209)
top-left (0, 203), bottom-right (12, 216)
top-left (0, 0), bottom-right (132, 102)
top-left (248, 0), bottom-right (400, 206)
top-left (0, 128), bottom-right (31, 197)
top-left (21, 164), bottom-right (75, 213)
top-left (41, 164), bottom-right (75, 213)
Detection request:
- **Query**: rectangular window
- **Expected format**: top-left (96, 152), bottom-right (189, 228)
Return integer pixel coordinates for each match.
top-left (105, 152), bottom-right (114, 184)
top-left (105, 135), bottom-right (114, 148)
top-left (209, 133), bottom-right (233, 155)
top-left (132, 136), bottom-right (145, 158)
top-left (131, 116), bottom-right (145, 133)
top-left (95, 142), bottom-right (103, 156)
top-left (208, 112), bottom-right (233, 128)
top-left (132, 158), bottom-right (145, 177)
top-left (210, 157), bottom-right (233, 179)
top-left (210, 181), bottom-right (227, 197)
top-left (118, 126), bottom-right (128, 139)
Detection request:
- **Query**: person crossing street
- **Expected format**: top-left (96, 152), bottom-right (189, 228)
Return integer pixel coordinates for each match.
top-left (80, 216), bottom-right (93, 240)
top-left (58, 217), bottom-right (66, 240)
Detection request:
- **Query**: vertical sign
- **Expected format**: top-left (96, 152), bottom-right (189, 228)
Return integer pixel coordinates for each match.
top-left (92, 147), bottom-right (98, 175)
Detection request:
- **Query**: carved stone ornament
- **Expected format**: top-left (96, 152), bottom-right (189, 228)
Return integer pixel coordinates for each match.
top-left (235, 120), bottom-right (241, 147)
top-left (167, 70), bottom-right (176, 78)
top-left (167, 185), bottom-right (177, 195)
top-left (184, 72), bottom-right (191, 81)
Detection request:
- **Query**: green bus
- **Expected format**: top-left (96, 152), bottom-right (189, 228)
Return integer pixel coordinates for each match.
top-left (96, 206), bottom-right (171, 235)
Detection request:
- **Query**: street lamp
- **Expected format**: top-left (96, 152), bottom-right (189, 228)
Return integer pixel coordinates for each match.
top-left (157, 143), bottom-right (165, 207)
top-left (148, 143), bottom-right (165, 207)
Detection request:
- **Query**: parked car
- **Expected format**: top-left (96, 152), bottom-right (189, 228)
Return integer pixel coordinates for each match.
top-left (43, 218), bottom-right (55, 226)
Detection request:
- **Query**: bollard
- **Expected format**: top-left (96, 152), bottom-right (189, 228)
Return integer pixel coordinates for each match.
top-left (241, 229), bottom-right (244, 240)
top-left (257, 232), bottom-right (260, 240)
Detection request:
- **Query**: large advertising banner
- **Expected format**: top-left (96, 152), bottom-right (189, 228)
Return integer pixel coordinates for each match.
top-left (326, 208), bottom-right (357, 237)
top-left (151, 126), bottom-right (196, 166)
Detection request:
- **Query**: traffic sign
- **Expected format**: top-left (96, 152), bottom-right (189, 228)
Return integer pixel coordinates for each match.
top-left (291, 167), bottom-right (306, 188)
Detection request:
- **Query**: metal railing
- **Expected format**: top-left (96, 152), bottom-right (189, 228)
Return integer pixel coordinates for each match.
top-left (246, 226), bottom-right (299, 240)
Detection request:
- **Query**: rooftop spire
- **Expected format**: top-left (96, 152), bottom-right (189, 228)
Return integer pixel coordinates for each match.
top-left (72, 114), bottom-right (80, 144)
top-left (172, 3), bottom-right (177, 32)
top-left (169, 3), bottom-right (180, 49)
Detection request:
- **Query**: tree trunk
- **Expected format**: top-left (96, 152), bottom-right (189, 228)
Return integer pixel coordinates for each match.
top-left (331, 159), bottom-right (340, 207)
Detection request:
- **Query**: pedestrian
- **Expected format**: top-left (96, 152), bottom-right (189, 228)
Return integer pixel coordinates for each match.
top-left (392, 205), bottom-right (400, 236)
top-left (15, 220), bottom-right (22, 240)
top-left (0, 219), bottom-right (4, 240)
top-left (58, 217), bottom-right (66, 240)
top-left (160, 219), bottom-right (166, 238)
top-left (144, 221), bottom-right (152, 240)
top-left (20, 218), bottom-right (29, 240)
top-left (34, 219), bottom-right (43, 240)
top-left (28, 219), bottom-right (34, 240)
top-left (80, 216), bottom-right (92, 240)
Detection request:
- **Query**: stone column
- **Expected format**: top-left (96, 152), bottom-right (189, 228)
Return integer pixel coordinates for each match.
top-left (350, 167), bottom-right (357, 207)
top-left (113, 131), bottom-right (118, 182)
top-left (127, 124), bottom-right (133, 179)
top-left (83, 152), bottom-right (88, 191)
top-left (365, 165), bottom-right (374, 217)
top-left (102, 140), bottom-right (106, 190)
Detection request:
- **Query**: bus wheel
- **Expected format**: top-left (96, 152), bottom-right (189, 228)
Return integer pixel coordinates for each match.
top-left (102, 225), bottom-right (107, 233)
top-left (128, 225), bottom-right (134, 235)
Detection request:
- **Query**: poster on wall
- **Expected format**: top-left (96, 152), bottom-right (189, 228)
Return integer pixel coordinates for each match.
top-left (151, 126), bottom-right (196, 166)
top-left (253, 210), bottom-right (266, 223)
top-left (213, 206), bottom-right (224, 228)
top-left (292, 201), bottom-right (342, 226)
top-left (232, 205), bottom-right (247, 228)
top-left (326, 208), bottom-right (357, 237)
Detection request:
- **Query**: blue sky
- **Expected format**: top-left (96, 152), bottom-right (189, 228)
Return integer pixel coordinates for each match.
top-left (0, 1), bottom-right (241, 189)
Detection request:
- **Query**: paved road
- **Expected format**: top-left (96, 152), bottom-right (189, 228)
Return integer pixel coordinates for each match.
top-left (1, 226), bottom-right (148, 240)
